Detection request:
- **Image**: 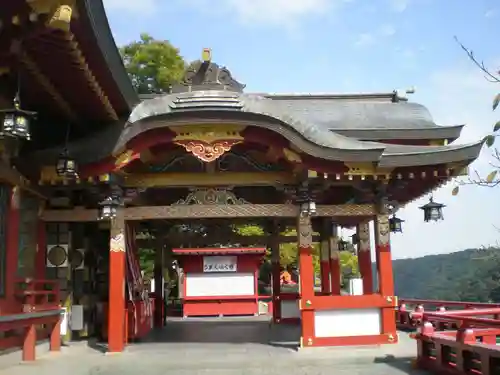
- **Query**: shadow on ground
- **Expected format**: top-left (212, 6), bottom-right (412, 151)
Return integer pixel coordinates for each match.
top-left (136, 316), bottom-right (300, 349)
top-left (374, 355), bottom-right (424, 374)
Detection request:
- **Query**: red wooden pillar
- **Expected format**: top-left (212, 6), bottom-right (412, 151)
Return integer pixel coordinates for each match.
top-left (357, 222), bottom-right (373, 294)
top-left (108, 212), bottom-right (126, 353)
top-left (35, 218), bottom-right (47, 280)
top-left (270, 222), bottom-right (281, 323)
top-left (297, 214), bottom-right (315, 347)
top-left (5, 187), bottom-right (20, 307)
top-left (374, 213), bottom-right (397, 343)
top-left (153, 242), bottom-right (164, 328)
top-left (329, 225), bottom-right (341, 295)
top-left (319, 219), bottom-right (331, 294)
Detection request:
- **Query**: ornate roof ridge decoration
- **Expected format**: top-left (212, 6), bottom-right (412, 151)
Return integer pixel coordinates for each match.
top-left (171, 60), bottom-right (246, 94)
top-left (173, 188), bottom-right (249, 206)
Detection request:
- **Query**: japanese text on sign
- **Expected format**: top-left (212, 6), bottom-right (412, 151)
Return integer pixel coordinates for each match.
top-left (203, 256), bottom-right (237, 273)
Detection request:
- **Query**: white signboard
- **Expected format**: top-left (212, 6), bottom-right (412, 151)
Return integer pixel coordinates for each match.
top-left (203, 256), bottom-right (237, 273)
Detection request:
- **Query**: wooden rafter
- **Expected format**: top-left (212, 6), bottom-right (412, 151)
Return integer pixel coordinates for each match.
top-left (18, 47), bottom-right (77, 122)
top-left (62, 32), bottom-right (118, 121)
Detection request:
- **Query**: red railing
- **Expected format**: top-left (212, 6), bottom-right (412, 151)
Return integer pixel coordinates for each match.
top-left (0, 310), bottom-right (62, 361)
top-left (0, 278), bottom-right (62, 361)
top-left (14, 278), bottom-right (60, 312)
top-left (397, 299), bottom-right (500, 375)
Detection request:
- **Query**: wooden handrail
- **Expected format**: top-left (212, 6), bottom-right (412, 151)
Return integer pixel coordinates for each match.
top-left (0, 308), bottom-right (63, 362)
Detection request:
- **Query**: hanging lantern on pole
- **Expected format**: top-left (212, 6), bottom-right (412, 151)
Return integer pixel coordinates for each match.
top-left (97, 195), bottom-right (122, 221)
top-left (56, 148), bottom-right (78, 178)
top-left (337, 238), bottom-right (349, 251)
top-left (389, 215), bottom-right (404, 233)
top-left (0, 94), bottom-right (36, 140)
top-left (419, 197), bottom-right (445, 222)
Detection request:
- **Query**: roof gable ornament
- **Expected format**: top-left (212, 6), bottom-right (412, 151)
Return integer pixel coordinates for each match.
top-left (171, 49), bottom-right (246, 93)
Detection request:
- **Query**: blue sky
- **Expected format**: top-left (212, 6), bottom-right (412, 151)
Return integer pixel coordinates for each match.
top-left (103, 0), bottom-right (499, 259)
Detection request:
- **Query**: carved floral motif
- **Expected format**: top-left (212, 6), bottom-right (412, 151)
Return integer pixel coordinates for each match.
top-left (176, 140), bottom-right (241, 162)
top-left (357, 222), bottom-right (371, 252)
top-left (110, 232), bottom-right (125, 252)
top-left (173, 188), bottom-right (248, 206)
top-left (376, 214), bottom-right (390, 247)
top-left (297, 215), bottom-right (312, 249)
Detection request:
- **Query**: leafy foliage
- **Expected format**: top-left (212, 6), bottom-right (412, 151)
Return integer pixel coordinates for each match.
top-left (120, 33), bottom-right (186, 94)
top-left (394, 247), bottom-right (500, 302)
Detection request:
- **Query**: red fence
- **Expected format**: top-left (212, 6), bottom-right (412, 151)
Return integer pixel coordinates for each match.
top-left (398, 299), bottom-right (500, 375)
top-left (1, 278), bottom-right (62, 361)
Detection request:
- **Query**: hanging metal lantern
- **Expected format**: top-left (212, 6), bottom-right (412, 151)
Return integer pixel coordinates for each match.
top-left (300, 200), bottom-right (316, 216)
top-left (97, 195), bottom-right (122, 220)
top-left (0, 96), bottom-right (36, 140)
top-left (338, 238), bottom-right (349, 251)
top-left (419, 197), bottom-right (445, 222)
top-left (351, 233), bottom-right (359, 245)
top-left (389, 215), bottom-right (404, 233)
top-left (56, 149), bottom-right (78, 178)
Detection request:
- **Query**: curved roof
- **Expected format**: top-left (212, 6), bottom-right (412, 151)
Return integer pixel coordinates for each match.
top-left (25, 60), bottom-right (483, 169)
top-left (262, 94), bottom-right (463, 141)
top-left (79, 0), bottom-right (138, 111)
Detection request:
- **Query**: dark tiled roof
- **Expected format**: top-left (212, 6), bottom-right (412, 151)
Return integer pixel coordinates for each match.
top-left (28, 90), bottom-right (482, 168)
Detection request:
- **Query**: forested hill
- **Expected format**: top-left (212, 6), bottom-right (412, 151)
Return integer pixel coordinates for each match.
top-left (393, 247), bottom-right (500, 302)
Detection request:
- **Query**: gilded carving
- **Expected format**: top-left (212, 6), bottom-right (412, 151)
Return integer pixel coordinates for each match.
top-left (173, 188), bottom-right (248, 205)
top-left (110, 232), bottom-right (125, 252)
top-left (357, 222), bottom-right (371, 252)
top-left (170, 124), bottom-right (245, 143)
top-left (49, 5), bottom-right (72, 30)
top-left (375, 214), bottom-right (390, 246)
top-left (115, 150), bottom-right (138, 169)
top-left (177, 140), bottom-right (241, 162)
top-left (345, 162), bottom-right (394, 178)
top-left (297, 215), bottom-right (312, 249)
top-left (283, 148), bottom-right (302, 163)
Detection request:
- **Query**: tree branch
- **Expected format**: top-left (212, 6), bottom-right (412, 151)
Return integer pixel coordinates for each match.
top-left (454, 36), bottom-right (500, 83)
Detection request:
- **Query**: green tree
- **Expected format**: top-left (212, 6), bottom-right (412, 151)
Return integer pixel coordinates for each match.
top-left (120, 33), bottom-right (186, 94)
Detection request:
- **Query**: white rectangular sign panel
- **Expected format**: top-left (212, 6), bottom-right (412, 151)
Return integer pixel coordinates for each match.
top-left (203, 256), bottom-right (237, 273)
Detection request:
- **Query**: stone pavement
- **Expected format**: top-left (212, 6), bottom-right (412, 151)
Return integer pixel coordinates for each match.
top-left (0, 317), bottom-right (427, 375)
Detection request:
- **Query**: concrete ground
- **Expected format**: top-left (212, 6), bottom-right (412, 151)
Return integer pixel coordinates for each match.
top-left (0, 316), bottom-right (426, 375)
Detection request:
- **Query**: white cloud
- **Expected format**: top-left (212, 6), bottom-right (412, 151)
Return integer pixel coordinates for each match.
top-left (102, 0), bottom-right (158, 14)
top-left (355, 24), bottom-right (396, 47)
top-left (389, 0), bottom-right (410, 12)
top-left (485, 9), bottom-right (497, 18)
top-left (181, 0), bottom-right (341, 27)
top-left (355, 33), bottom-right (376, 46)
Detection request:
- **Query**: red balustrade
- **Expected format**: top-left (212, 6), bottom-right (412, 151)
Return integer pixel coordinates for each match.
top-left (14, 278), bottom-right (60, 313)
top-left (397, 299), bottom-right (500, 375)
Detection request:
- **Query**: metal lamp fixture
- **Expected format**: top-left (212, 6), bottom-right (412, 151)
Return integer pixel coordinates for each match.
top-left (337, 238), bottom-right (349, 251)
top-left (300, 200), bottom-right (316, 216)
top-left (419, 196), bottom-right (445, 222)
top-left (56, 148), bottom-right (78, 178)
top-left (297, 184), bottom-right (316, 217)
top-left (56, 123), bottom-right (78, 178)
top-left (0, 85), bottom-right (36, 141)
top-left (97, 195), bottom-right (122, 221)
top-left (389, 215), bottom-right (404, 233)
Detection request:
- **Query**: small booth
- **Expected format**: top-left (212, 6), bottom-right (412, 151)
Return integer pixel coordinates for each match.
top-left (173, 247), bottom-right (266, 317)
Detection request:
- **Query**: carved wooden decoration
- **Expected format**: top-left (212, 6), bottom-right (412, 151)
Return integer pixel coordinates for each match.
top-left (177, 140), bottom-right (241, 163)
top-left (358, 222), bottom-right (371, 252)
top-left (173, 188), bottom-right (249, 205)
top-left (110, 232), bottom-right (125, 252)
top-left (297, 215), bottom-right (313, 249)
top-left (375, 214), bottom-right (390, 247)
top-left (170, 125), bottom-right (245, 163)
